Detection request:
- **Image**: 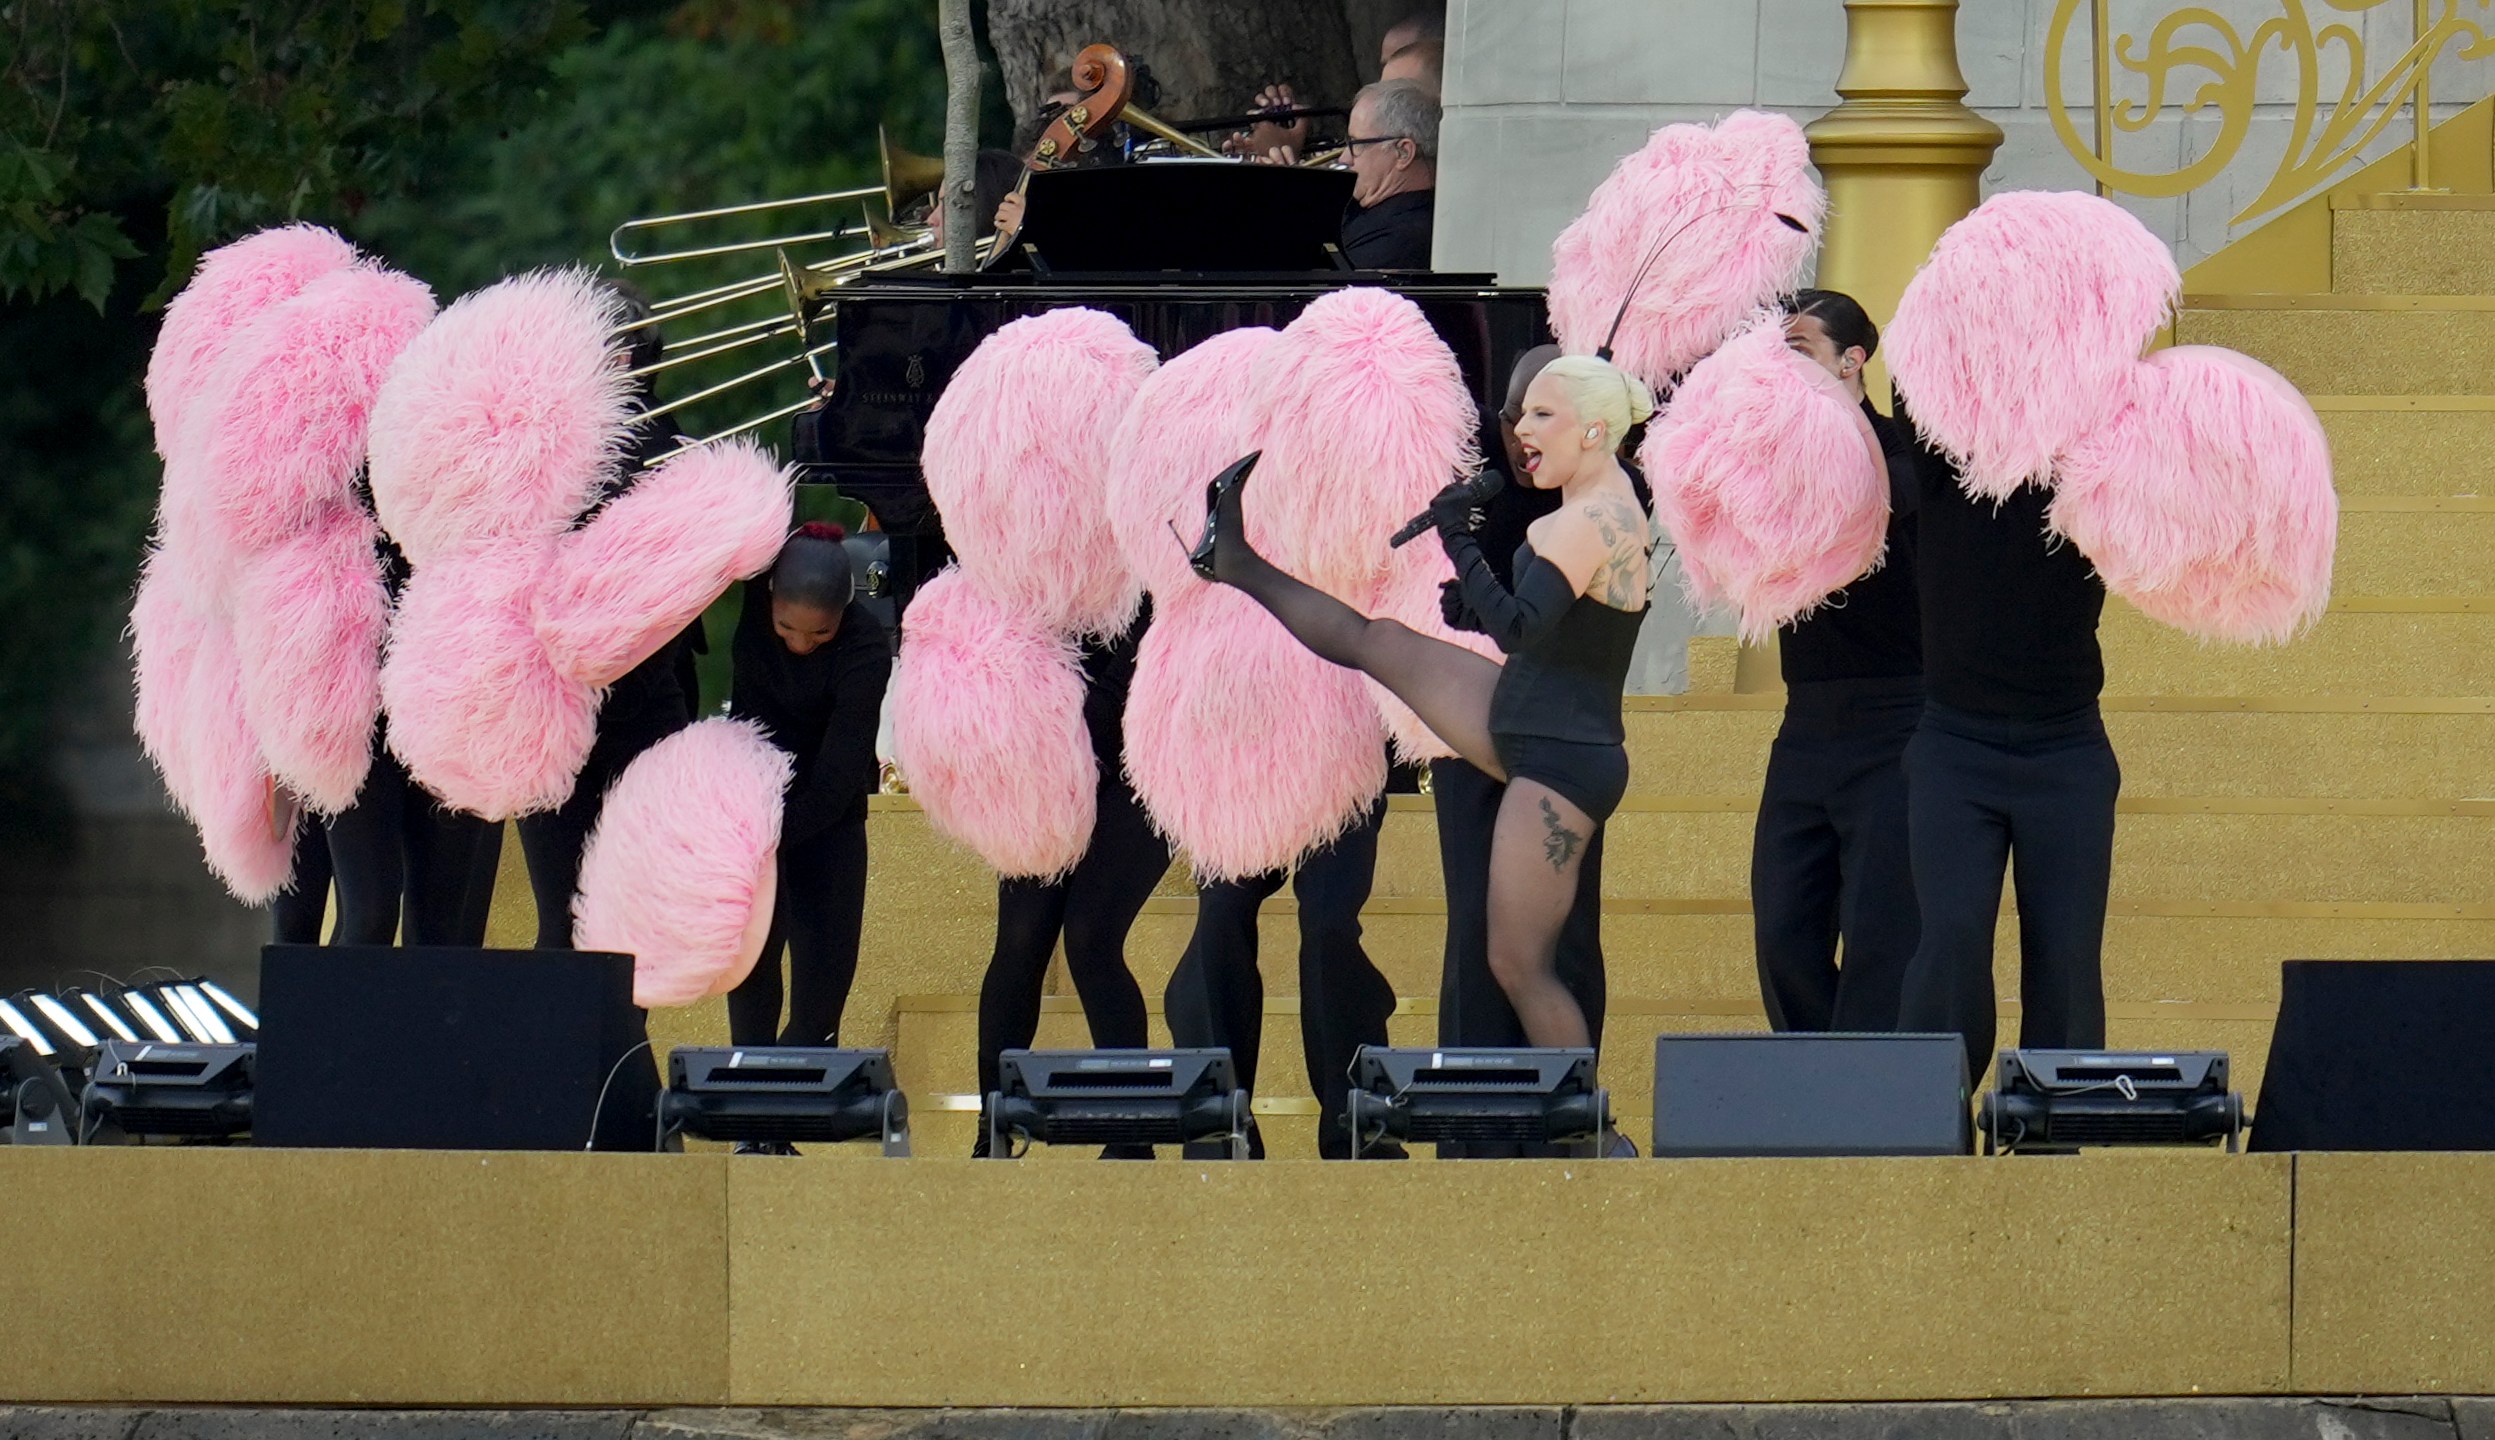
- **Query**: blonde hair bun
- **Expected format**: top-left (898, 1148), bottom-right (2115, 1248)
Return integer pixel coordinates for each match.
top-left (1539, 354), bottom-right (1655, 448)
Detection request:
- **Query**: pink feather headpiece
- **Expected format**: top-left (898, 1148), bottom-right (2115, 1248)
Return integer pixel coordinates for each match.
top-left (1546, 110), bottom-right (1824, 390)
top-left (1887, 190), bottom-right (2179, 498)
top-left (1642, 313), bottom-right (1891, 640)
top-left (573, 719), bottom-right (793, 1008)
top-left (2050, 346), bottom-right (2337, 643)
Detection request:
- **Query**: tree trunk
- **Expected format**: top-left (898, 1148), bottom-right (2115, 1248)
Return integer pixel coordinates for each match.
top-left (939, 0), bottom-right (983, 273)
top-left (985, 0), bottom-right (1361, 140)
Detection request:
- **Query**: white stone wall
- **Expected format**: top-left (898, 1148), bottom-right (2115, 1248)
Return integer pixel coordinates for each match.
top-left (1435, 0), bottom-right (2492, 283)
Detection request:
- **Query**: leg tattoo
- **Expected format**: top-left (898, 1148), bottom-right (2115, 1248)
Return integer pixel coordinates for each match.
top-left (1539, 798), bottom-right (1584, 873)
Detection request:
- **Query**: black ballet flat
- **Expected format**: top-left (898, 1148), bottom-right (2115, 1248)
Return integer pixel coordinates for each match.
top-left (1181, 450), bottom-right (1261, 583)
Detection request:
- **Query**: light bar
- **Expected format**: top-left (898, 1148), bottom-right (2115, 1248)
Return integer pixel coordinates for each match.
top-left (72, 990), bottom-right (139, 1044)
top-left (0, 999), bottom-right (54, 1056)
top-left (119, 989), bottom-right (185, 1045)
top-left (195, 980), bottom-right (260, 1035)
top-left (152, 985), bottom-right (216, 1043)
top-left (29, 994), bottom-right (99, 1051)
top-left (172, 986), bottom-right (237, 1045)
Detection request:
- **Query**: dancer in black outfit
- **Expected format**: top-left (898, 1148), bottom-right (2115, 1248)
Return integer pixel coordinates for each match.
top-left (973, 602), bottom-right (1171, 1158)
top-left (1894, 401), bottom-right (2116, 1080)
top-left (1194, 355), bottom-right (1654, 1064)
top-left (1750, 291), bottom-right (1924, 1033)
top-left (723, 525), bottom-right (891, 1047)
top-left (271, 822), bottom-right (333, 944)
top-left (1434, 345), bottom-right (1613, 1060)
top-left (1161, 785), bottom-right (1400, 1160)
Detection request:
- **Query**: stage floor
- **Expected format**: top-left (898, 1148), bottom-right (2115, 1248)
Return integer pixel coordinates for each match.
top-left (5, 1148), bottom-right (2493, 1408)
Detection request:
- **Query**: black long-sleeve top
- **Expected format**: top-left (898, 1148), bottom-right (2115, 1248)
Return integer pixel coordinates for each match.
top-left (1778, 401), bottom-right (1924, 685)
top-left (728, 578), bottom-right (893, 846)
top-left (1907, 417), bottom-right (2106, 717)
top-left (1076, 599), bottom-right (1151, 771)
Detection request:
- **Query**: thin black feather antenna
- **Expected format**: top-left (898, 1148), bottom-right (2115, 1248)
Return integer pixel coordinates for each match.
top-left (1594, 203), bottom-right (1812, 363)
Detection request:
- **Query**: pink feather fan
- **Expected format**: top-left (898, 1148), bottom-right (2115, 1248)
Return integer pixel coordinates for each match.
top-left (146, 224), bottom-right (359, 452)
top-left (134, 231), bottom-right (436, 899)
top-left (574, 719), bottom-right (794, 1009)
top-left (921, 307), bottom-right (1159, 636)
top-left (890, 568), bottom-right (1099, 879)
top-left (1250, 286), bottom-right (1490, 760)
top-left (1106, 326), bottom-right (1278, 602)
top-left (1124, 587), bottom-right (1387, 881)
top-left (535, 437), bottom-right (793, 688)
top-left (2051, 345), bottom-right (2337, 644)
top-left (1643, 313), bottom-right (1891, 640)
top-left (1546, 110), bottom-right (1823, 389)
top-left (1887, 190), bottom-right (2179, 499)
top-left (366, 269), bottom-right (637, 567)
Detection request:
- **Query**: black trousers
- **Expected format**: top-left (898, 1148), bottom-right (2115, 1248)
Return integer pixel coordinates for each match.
top-left (320, 737), bottom-right (501, 947)
top-left (726, 800), bottom-right (871, 1046)
top-left (517, 715), bottom-right (685, 950)
top-left (975, 770), bottom-right (1171, 1104)
top-left (1163, 798), bottom-right (1397, 1159)
top-left (1751, 678), bottom-right (1923, 1033)
top-left (1430, 757), bottom-right (1608, 1158)
top-left (1896, 701), bottom-right (2119, 1080)
top-left (271, 820), bottom-right (334, 944)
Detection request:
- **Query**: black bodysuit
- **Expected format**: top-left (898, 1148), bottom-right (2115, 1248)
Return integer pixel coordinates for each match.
top-left (1441, 533), bottom-right (1646, 821)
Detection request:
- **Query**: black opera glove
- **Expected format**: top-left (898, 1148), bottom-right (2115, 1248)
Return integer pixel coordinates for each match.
top-left (1437, 579), bottom-right (1485, 634)
top-left (1427, 478), bottom-right (1486, 539)
top-left (1442, 530), bottom-right (1578, 656)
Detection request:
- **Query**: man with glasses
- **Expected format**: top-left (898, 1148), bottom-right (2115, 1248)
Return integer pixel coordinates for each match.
top-left (1338, 78), bottom-right (1438, 271)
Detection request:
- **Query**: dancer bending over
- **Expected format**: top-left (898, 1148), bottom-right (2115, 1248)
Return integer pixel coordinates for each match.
top-left (1191, 355), bottom-right (1654, 1049)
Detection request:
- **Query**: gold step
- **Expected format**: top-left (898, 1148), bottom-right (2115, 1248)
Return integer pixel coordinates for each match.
top-left (2101, 604), bottom-right (2495, 693)
top-left (2335, 507), bottom-right (2495, 592)
top-left (2317, 402), bottom-right (2495, 496)
top-left (2332, 206), bottom-right (2495, 294)
top-left (2177, 300), bottom-right (2495, 394)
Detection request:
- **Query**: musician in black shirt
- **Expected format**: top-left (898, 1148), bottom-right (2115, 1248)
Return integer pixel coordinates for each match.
top-left (1894, 405), bottom-right (2117, 1080)
top-left (1338, 80), bottom-right (1437, 271)
top-left (724, 525), bottom-right (892, 1048)
top-left (1750, 291), bottom-right (1922, 1033)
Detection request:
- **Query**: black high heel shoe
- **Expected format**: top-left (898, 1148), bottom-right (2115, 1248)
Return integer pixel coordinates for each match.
top-left (1179, 450), bottom-right (1261, 583)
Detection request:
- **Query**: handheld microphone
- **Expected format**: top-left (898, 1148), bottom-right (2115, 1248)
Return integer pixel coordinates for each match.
top-left (1390, 469), bottom-right (1506, 549)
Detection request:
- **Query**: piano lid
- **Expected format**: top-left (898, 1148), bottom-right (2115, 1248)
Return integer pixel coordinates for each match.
top-left (1005, 160), bottom-right (1360, 274)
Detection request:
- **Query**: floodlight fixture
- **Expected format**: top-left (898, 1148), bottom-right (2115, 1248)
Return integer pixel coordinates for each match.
top-left (989, 1048), bottom-right (1249, 1157)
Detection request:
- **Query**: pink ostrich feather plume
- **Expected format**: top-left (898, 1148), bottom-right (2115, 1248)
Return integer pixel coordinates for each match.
top-left (367, 268), bottom-right (636, 568)
top-left (891, 567), bottom-right (1100, 879)
top-left (228, 509), bottom-right (390, 814)
top-left (574, 718), bottom-right (794, 1009)
top-left (537, 438), bottom-right (792, 688)
top-left (130, 552), bottom-right (212, 812)
top-left (200, 263), bottom-right (437, 556)
top-left (922, 308), bottom-right (1159, 636)
top-left (1124, 587), bottom-right (1387, 880)
top-left (381, 543), bottom-right (598, 819)
top-left (2051, 346), bottom-right (2337, 644)
top-left (1250, 287), bottom-right (1479, 597)
top-left (147, 225), bottom-right (360, 452)
top-left (1106, 327), bottom-right (1279, 603)
top-left (1888, 190), bottom-right (2179, 499)
top-left (1545, 110), bottom-right (1823, 390)
top-left (181, 620), bottom-right (299, 903)
top-left (1642, 314), bottom-right (1891, 641)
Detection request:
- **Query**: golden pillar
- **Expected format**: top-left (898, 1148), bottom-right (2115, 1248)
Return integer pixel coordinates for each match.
top-left (1733, 0), bottom-right (2004, 695)
top-left (1805, 0), bottom-right (2005, 406)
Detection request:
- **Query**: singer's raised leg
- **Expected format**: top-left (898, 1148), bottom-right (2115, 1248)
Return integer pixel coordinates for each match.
top-left (1197, 462), bottom-right (1507, 777)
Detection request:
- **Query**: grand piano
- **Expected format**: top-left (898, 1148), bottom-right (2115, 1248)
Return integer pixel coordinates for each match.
top-left (788, 161), bottom-right (1550, 609)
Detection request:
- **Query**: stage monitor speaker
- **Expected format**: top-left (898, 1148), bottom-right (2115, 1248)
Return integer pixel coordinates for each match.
top-left (253, 945), bottom-right (660, 1151)
top-left (1653, 1032), bottom-right (1972, 1158)
top-left (2250, 959), bottom-right (2495, 1152)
